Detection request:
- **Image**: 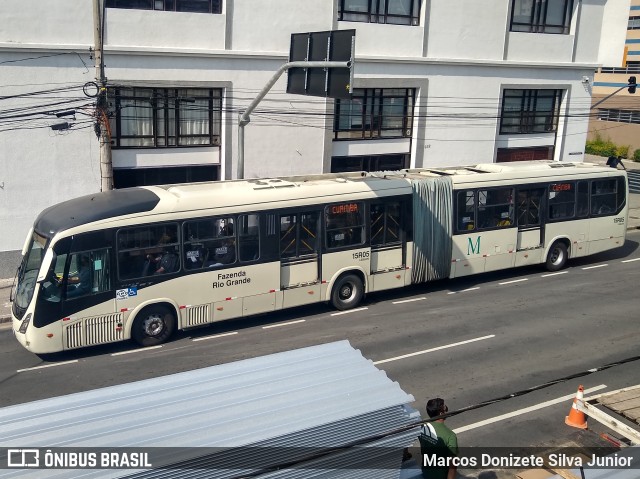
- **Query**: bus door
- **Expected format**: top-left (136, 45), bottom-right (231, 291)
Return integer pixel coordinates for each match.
top-left (279, 211), bottom-right (321, 308)
top-left (515, 187), bottom-right (546, 267)
top-left (369, 200), bottom-right (406, 292)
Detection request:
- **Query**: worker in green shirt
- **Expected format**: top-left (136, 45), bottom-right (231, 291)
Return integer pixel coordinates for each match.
top-left (419, 398), bottom-right (458, 479)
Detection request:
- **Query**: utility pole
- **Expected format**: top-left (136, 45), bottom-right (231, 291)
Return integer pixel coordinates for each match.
top-left (93, 0), bottom-right (113, 191)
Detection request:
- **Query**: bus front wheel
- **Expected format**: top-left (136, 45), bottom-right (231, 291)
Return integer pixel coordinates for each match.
top-left (331, 274), bottom-right (364, 311)
top-left (546, 242), bottom-right (568, 272)
top-left (132, 305), bottom-right (176, 347)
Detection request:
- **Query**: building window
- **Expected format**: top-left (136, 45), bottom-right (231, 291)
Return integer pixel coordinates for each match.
top-left (331, 154), bottom-right (409, 173)
top-left (629, 16), bottom-right (640, 30)
top-left (113, 165), bottom-right (219, 188)
top-left (334, 88), bottom-right (414, 140)
top-left (106, 0), bottom-right (221, 13)
top-left (510, 0), bottom-right (574, 34)
top-left (597, 108), bottom-right (640, 124)
top-left (109, 87), bottom-right (222, 148)
top-left (338, 0), bottom-right (420, 25)
top-left (500, 89), bottom-right (561, 134)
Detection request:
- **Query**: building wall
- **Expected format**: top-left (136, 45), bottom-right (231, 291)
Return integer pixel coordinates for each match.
top-left (0, 0), bottom-right (630, 269)
top-left (589, 0), bottom-right (640, 156)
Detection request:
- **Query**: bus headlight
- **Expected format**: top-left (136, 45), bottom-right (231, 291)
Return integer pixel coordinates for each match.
top-left (18, 314), bottom-right (32, 334)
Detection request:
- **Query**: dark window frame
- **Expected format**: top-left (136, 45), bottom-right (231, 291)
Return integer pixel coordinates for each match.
top-left (370, 200), bottom-right (402, 247)
top-left (547, 182), bottom-right (576, 222)
top-left (325, 202), bottom-right (367, 250)
top-left (510, 0), bottom-right (574, 34)
top-left (279, 211), bottom-right (321, 260)
top-left (500, 89), bottom-right (562, 135)
top-left (106, 0), bottom-right (222, 14)
top-left (116, 223), bottom-right (181, 280)
top-left (337, 0), bottom-right (421, 25)
top-left (183, 216), bottom-right (236, 270)
top-left (334, 88), bottom-right (415, 140)
top-left (453, 176), bottom-right (627, 235)
top-left (109, 86), bottom-right (222, 149)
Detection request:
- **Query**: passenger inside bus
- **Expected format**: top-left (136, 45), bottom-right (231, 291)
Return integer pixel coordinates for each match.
top-left (142, 248), bottom-right (179, 275)
top-left (185, 245), bottom-right (207, 269)
top-left (206, 238), bottom-right (236, 267)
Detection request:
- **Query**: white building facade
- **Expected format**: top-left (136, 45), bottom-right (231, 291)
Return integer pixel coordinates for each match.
top-left (0, 0), bottom-right (628, 274)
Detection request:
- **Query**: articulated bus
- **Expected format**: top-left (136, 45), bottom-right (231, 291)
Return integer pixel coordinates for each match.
top-left (11, 161), bottom-right (628, 354)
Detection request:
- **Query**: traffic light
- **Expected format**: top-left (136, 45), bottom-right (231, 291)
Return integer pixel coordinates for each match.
top-left (629, 76), bottom-right (637, 94)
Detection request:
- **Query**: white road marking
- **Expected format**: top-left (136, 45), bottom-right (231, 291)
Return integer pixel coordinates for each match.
top-left (330, 307), bottom-right (368, 316)
top-left (453, 384), bottom-right (608, 434)
top-left (621, 258), bottom-right (640, 263)
top-left (392, 297), bottom-right (427, 305)
top-left (262, 319), bottom-right (306, 329)
top-left (111, 345), bottom-right (162, 356)
top-left (582, 264), bottom-right (608, 270)
top-left (499, 278), bottom-right (528, 285)
top-left (373, 335), bottom-right (495, 365)
top-left (447, 287), bottom-right (480, 295)
top-left (17, 360), bottom-right (78, 373)
top-left (193, 331), bottom-right (238, 342)
top-left (541, 271), bottom-right (569, 278)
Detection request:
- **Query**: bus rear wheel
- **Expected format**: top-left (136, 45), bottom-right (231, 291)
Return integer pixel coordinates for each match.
top-left (132, 305), bottom-right (176, 347)
top-left (331, 274), bottom-right (364, 311)
top-left (545, 241), bottom-right (568, 272)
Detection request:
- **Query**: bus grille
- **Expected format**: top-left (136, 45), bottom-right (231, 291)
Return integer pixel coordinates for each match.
top-left (186, 304), bottom-right (210, 326)
top-left (64, 314), bottom-right (124, 350)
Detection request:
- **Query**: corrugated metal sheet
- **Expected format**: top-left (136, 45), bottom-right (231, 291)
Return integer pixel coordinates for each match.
top-left (0, 340), bottom-right (420, 479)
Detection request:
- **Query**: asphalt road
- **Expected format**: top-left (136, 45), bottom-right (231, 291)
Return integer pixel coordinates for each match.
top-left (1, 231), bottom-right (639, 467)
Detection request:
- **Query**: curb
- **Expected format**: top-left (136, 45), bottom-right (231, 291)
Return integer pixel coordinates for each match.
top-left (0, 315), bottom-right (11, 325)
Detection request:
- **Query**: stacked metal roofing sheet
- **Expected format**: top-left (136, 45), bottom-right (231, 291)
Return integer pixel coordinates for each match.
top-left (0, 340), bottom-right (421, 479)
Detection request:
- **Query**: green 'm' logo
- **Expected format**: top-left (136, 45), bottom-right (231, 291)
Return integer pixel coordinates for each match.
top-left (467, 236), bottom-right (481, 255)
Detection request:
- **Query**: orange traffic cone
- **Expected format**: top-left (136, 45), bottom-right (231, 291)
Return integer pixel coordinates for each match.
top-left (565, 385), bottom-right (588, 429)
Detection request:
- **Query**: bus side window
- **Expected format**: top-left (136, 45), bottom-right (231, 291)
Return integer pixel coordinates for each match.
top-left (477, 188), bottom-right (513, 229)
top-left (325, 202), bottom-right (365, 249)
top-left (591, 179), bottom-right (617, 215)
top-left (280, 215), bottom-right (297, 258)
top-left (455, 190), bottom-right (475, 232)
top-left (370, 201), bottom-right (401, 245)
top-left (65, 250), bottom-right (111, 300)
top-left (238, 214), bottom-right (260, 262)
top-left (117, 224), bottom-right (179, 280)
top-left (280, 212), bottom-right (319, 258)
top-left (548, 183), bottom-right (576, 221)
top-left (576, 181), bottom-right (589, 217)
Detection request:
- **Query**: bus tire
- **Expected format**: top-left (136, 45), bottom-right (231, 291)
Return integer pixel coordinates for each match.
top-left (331, 274), bottom-right (364, 311)
top-left (132, 305), bottom-right (176, 347)
top-left (545, 241), bottom-right (568, 272)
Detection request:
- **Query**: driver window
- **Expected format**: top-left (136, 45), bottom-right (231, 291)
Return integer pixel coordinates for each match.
top-left (40, 253), bottom-right (68, 303)
top-left (66, 250), bottom-right (111, 300)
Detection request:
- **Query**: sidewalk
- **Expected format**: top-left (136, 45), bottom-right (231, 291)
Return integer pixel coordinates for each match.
top-left (1, 157), bottom-right (639, 326)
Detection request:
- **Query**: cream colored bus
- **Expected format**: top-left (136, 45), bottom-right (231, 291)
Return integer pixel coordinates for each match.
top-left (11, 161), bottom-right (628, 354)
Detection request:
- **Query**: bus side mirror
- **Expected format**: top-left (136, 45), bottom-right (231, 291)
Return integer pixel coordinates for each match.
top-left (37, 250), bottom-right (56, 283)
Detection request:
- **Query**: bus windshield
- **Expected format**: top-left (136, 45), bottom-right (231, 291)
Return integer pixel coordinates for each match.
top-left (13, 232), bottom-right (49, 316)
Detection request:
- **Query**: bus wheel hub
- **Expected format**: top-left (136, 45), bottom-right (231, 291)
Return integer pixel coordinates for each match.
top-left (143, 315), bottom-right (164, 336)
